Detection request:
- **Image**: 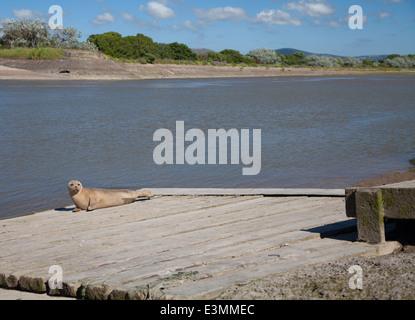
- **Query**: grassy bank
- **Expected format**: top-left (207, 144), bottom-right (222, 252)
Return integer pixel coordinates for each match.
top-left (0, 47), bottom-right (63, 60)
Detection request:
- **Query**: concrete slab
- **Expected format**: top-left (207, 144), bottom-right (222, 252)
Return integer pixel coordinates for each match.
top-left (0, 191), bottom-right (397, 300)
top-left (147, 188), bottom-right (345, 197)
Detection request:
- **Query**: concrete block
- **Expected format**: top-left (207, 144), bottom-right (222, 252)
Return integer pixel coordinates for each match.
top-left (380, 188), bottom-right (415, 219)
top-left (18, 275), bottom-right (47, 293)
top-left (0, 274), bottom-right (20, 289)
top-left (345, 181), bottom-right (415, 244)
top-left (48, 281), bottom-right (82, 298)
top-left (355, 189), bottom-right (385, 244)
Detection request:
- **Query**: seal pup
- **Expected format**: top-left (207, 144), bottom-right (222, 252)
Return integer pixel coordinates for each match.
top-left (68, 180), bottom-right (153, 212)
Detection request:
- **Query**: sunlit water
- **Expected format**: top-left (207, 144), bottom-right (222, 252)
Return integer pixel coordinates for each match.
top-left (1, 75), bottom-right (414, 219)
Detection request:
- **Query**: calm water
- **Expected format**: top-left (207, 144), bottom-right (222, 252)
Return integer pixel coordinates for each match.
top-left (1, 75), bottom-right (414, 219)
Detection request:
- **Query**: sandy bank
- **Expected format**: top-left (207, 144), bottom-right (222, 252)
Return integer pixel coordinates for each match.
top-left (1, 52), bottom-right (414, 81)
top-left (352, 166), bottom-right (415, 187)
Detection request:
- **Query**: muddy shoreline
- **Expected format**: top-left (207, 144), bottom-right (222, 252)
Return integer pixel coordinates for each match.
top-left (352, 166), bottom-right (415, 188)
top-left (1, 52), bottom-right (415, 81)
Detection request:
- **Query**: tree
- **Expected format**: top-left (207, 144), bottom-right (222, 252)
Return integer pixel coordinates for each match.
top-left (88, 32), bottom-right (122, 57)
top-left (219, 49), bottom-right (247, 63)
top-left (281, 52), bottom-right (306, 66)
top-left (386, 54), bottom-right (401, 60)
top-left (342, 57), bottom-right (362, 67)
top-left (134, 33), bottom-right (157, 57)
top-left (159, 42), bottom-right (197, 61)
top-left (207, 51), bottom-right (227, 62)
top-left (50, 27), bottom-right (96, 50)
top-left (88, 32), bottom-right (157, 60)
top-left (305, 55), bottom-right (341, 67)
top-left (167, 42), bottom-right (197, 61)
top-left (383, 56), bottom-right (415, 68)
top-left (247, 48), bottom-right (281, 65)
top-left (292, 52), bottom-right (306, 63)
top-left (362, 59), bottom-right (374, 67)
top-left (0, 18), bottom-right (50, 48)
top-left (0, 18), bottom-right (96, 50)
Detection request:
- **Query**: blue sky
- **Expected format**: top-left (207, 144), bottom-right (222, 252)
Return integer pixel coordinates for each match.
top-left (1, 0), bottom-right (414, 56)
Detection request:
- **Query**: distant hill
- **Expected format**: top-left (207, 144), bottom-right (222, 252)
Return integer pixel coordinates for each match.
top-left (275, 48), bottom-right (341, 58)
top-left (192, 47), bottom-right (390, 61)
top-left (354, 54), bottom-right (389, 61)
top-left (275, 48), bottom-right (389, 61)
top-left (275, 48), bottom-right (316, 56)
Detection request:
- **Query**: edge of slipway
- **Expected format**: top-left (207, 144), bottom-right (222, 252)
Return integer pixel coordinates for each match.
top-left (146, 188), bottom-right (346, 197)
top-left (0, 187), bottom-right (406, 300)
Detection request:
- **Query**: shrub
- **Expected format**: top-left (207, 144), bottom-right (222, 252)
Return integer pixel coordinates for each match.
top-left (342, 56), bottom-right (363, 67)
top-left (207, 51), bottom-right (227, 62)
top-left (306, 55), bottom-right (341, 68)
top-left (0, 18), bottom-right (96, 51)
top-left (88, 32), bottom-right (122, 57)
top-left (247, 48), bottom-right (281, 65)
top-left (219, 49), bottom-right (247, 64)
top-left (362, 59), bottom-right (374, 67)
top-left (158, 42), bottom-right (197, 61)
top-left (280, 52), bottom-right (306, 65)
top-left (50, 27), bottom-right (97, 51)
top-left (383, 56), bottom-right (415, 68)
top-left (89, 32), bottom-right (157, 60)
top-left (0, 18), bottom-right (50, 48)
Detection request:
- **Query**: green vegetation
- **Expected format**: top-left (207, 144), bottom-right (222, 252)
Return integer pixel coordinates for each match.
top-left (88, 32), bottom-right (196, 64)
top-left (29, 47), bottom-right (63, 59)
top-left (0, 47), bottom-right (63, 60)
top-left (0, 18), bottom-right (96, 50)
top-left (1, 18), bottom-right (414, 68)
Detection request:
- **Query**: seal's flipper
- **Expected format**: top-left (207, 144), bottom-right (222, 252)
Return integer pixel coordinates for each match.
top-left (122, 198), bottom-right (137, 204)
top-left (87, 199), bottom-right (96, 211)
top-left (136, 190), bottom-right (154, 199)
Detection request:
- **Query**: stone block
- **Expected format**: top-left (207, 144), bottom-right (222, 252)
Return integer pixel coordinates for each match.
top-left (345, 181), bottom-right (415, 244)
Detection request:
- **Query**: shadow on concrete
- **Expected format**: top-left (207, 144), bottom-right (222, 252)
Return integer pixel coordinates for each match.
top-left (386, 220), bottom-right (415, 246)
top-left (53, 197), bottom-right (151, 212)
top-left (303, 218), bottom-right (415, 247)
top-left (302, 219), bottom-right (358, 242)
top-left (54, 207), bottom-right (73, 212)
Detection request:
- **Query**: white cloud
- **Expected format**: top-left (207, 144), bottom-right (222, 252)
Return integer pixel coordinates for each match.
top-left (286, 0), bottom-right (335, 18)
top-left (172, 19), bottom-right (210, 32)
top-left (378, 11), bottom-right (391, 18)
top-left (120, 12), bottom-right (147, 28)
top-left (252, 9), bottom-right (302, 26)
top-left (194, 6), bottom-right (248, 22)
top-left (12, 9), bottom-right (45, 19)
top-left (328, 21), bottom-right (340, 28)
top-left (92, 12), bottom-right (115, 25)
top-left (140, 1), bottom-right (176, 20)
top-left (12, 9), bottom-right (34, 19)
top-left (120, 12), bottom-right (134, 21)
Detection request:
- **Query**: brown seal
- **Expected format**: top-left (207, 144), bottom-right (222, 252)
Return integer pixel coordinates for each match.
top-left (68, 180), bottom-right (153, 212)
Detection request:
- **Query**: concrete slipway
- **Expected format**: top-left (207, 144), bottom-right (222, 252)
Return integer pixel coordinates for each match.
top-left (0, 188), bottom-right (400, 300)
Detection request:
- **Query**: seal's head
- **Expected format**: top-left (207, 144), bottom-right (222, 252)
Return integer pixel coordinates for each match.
top-left (68, 180), bottom-right (83, 196)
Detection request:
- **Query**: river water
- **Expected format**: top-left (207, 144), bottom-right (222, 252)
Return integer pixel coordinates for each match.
top-left (1, 75), bottom-right (414, 219)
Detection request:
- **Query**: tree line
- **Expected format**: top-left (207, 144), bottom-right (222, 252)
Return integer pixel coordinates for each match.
top-left (86, 32), bottom-right (415, 68)
top-left (1, 18), bottom-right (414, 68)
